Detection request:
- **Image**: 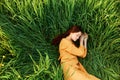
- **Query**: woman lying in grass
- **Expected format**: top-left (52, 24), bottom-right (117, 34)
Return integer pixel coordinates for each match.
top-left (52, 26), bottom-right (100, 80)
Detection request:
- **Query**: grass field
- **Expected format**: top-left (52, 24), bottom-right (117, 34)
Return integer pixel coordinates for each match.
top-left (0, 0), bottom-right (120, 80)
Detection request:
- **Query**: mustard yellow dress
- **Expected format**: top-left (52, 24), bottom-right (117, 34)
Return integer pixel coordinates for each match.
top-left (59, 38), bottom-right (100, 80)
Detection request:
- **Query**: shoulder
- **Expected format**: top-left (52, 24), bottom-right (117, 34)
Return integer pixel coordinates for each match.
top-left (60, 38), bottom-right (71, 44)
top-left (59, 38), bottom-right (72, 48)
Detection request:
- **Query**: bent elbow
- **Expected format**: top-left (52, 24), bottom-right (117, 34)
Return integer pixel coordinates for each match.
top-left (82, 49), bottom-right (87, 58)
top-left (82, 53), bottom-right (86, 58)
top-left (78, 48), bottom-right (87, 58)
top-left (81, 51), bottom-right (87, 58)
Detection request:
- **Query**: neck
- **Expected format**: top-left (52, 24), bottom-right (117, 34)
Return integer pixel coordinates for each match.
top-left (66, 35), bottom-right (72, 41)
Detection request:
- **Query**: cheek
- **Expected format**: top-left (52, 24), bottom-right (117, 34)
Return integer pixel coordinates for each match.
top-left (73, 35), bottom-right (78, 41)
top-left (76, 36), bottom-right (79, 40)
top-left (76, 34), bottom-right (80, 39)
top-left (71, 35), bottom-right (76, 41)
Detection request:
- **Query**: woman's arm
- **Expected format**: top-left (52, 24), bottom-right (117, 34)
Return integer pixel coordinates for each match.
top-left (79, 33), bottom-right (88, 58)
top-left (80, 34), bottom-right (84, 47)
top-left (60, 39), bottom-right (87, 58)
top-left (83, 33), bottom-right (88, 49)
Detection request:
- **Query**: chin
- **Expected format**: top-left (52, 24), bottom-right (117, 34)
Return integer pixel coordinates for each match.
top-left (74, 39), bottom-right (77, 42)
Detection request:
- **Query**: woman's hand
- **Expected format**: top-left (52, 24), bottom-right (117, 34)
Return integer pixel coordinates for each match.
top-left (80, 33), bottom-right (88, 49)
top-left (80, 33), bottom-right (88, 40)
top-left (83, 33), bottom-right (88, 40)
top-left (83, 33), bottom-right (88, 49)
top-left (79, 34), bottom-right (84, 46)
top-left (79, 33), bottom-right (88, 48)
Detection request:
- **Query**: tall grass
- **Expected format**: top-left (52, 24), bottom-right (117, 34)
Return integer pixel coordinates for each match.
top-left (0, 0), bottom-right (120, 80)
top-left (0, 50), bottom-right (63, 80)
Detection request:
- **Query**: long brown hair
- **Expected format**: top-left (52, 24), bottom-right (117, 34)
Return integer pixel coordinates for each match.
top-left (52, 25), bottom-right (83, 45)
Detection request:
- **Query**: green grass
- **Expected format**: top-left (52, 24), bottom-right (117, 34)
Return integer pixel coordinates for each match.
top-left (0, 0), bottom-right (120, 80)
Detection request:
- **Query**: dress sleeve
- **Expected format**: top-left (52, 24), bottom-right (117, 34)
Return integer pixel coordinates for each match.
top-left (60, 39), bottom-right (87, 58)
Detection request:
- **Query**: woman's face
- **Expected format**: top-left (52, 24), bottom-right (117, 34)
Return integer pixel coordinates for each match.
top-left (71, 31), bottom-right (82, 41)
